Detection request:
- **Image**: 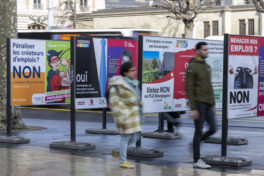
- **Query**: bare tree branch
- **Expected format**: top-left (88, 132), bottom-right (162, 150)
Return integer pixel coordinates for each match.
top-left (154, 0), bottom-right (214, 38)
top-left (253, 0), bottom-right (264, 13)
top-left (54, 0), bottom-right (77, 27)
top-left (167, 15), bottom-right (181, 20)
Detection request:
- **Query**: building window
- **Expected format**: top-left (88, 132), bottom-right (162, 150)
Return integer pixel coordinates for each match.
top-left (212, 21), bottom-right (219, 36)
top-left (80, 0), bottom-right (88, 9)
top-left (239, 20), bottom-right (246, 35)
top-left (245, 0), bottom-right (253, 4)
top-left (33, 0), bottom-right (42, 9)
top-left (204, 21), bottom-right (210, 38)
top-left (215, 0), bottom-right (221, 6)
top-left (28, 24), bottom-right (46, 30)
top-left (248, 19), bottom-right (254, 35)
top-left (65, 1), bottom-right (73, 9)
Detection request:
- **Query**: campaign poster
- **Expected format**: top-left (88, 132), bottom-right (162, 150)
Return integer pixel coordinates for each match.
top-left (258, 44), bottom-right (264, 116)
top-left (107, 39), bottom-right (138, 82)
top-left (74, 37), bottom-right (107, 109)
top-left (173, 39), bottom-right (223, 111)
top-left (10, 39), bottom-right (71, 105)
top-left (227, 35), bottom-right (263, 118)
top-left (206, 48), bottom-right (224, 109)
top-left (142, 37), bottom-right (175, 112)
top-left (45, 41), bottom-right (71, 104)
top-left (141, 36), bottom-right (223, 113)
top-left (11, 39), bottom-right (46, 105)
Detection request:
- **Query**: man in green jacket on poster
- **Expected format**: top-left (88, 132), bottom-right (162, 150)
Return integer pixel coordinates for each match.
top-left (185, 42), bottom-right (216, 169)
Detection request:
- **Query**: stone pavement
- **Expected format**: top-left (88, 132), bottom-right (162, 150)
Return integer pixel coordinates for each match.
top-left (0, 146), bottom-right (263, 176)
top-left (1, 108), bottom-right (264, 175)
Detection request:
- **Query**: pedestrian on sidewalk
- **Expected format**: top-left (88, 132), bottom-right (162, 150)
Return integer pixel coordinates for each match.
top-left (185, 42), bottom-right (216, 169)
top-left (109, 61), bottom-right (142, 169)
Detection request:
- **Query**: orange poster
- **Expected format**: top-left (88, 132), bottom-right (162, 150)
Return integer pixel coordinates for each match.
top-left (10, 39), bottom-right (70, 105)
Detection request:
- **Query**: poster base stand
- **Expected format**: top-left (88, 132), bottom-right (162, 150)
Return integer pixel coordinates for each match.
top-left (127, 147), bottom-right (163, 158)
top-left (205, 137), bottom-right (248, 145)
top-left (49, 141), bottom-right (96, 151)
top-left (202, 155), bottom-right (252, 167)
top-left (0, 136), bottom-right (30, 144)
top-left (142, 132), bottom-right (182, 140)
top-left (85, 129), bottom-right (119, 135)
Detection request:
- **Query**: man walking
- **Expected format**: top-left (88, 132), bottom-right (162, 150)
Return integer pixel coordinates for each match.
top-left (185, 42), bottom-right (216, 169)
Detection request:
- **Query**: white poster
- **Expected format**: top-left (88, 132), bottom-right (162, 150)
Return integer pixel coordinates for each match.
top-left (141, 36), bottom-right (223, 113)
top-left (227, 35), bottom-right (262, 118)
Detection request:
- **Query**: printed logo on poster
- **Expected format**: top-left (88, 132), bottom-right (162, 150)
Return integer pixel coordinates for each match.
top-left (176, 40), bottom-right (188, 48)
top-left (77, 40), bottom-right (90, 48)
top-left (99, 98), bottom-right (106, 105)
top-left (77, 101), bottom-right (85, 105)
top-left (90, 99), bottom-right (94, 105)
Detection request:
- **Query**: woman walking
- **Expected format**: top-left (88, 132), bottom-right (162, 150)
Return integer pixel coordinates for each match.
top-left (109, 61), bottom-right (142, 169)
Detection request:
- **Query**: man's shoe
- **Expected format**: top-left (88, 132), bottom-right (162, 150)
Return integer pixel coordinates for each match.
top-left (111, 149), bottom-right (120, 162)
top-left (193, 159), bottom-right (211, 169)
top-left (120, 161), bottom-right (135, 169)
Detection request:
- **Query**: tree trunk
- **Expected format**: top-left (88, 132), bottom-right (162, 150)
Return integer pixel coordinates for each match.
top-left (73, 0), bottom-right (77, 29)
top-left (184, 20), bottom-right (194, 38)
top-left (0, 0), bottom-right (26, 130)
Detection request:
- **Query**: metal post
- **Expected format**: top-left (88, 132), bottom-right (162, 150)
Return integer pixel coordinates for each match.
top-left (102, 108), bottom-right (107, 129)
top-left (6, 39), bottom-right (12, 137)
top-left (70, 37), bottom-right (76, 142)
top-left (221, 34), bottom-right (229, 157)
top-left (136, 134), bottom-right (141, 148)
top-left (136, 35), bottom-right (144, 148)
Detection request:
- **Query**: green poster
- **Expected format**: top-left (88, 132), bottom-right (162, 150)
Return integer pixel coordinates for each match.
top-left (46, 41), bottom-right (71, 104)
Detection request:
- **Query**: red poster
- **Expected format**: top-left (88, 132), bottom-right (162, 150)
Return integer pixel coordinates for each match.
top-left (173, 49), bottom-right (195, 99)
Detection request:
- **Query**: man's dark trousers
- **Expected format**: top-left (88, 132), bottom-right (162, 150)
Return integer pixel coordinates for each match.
top-left (193, 101), bottom-right (216, 162)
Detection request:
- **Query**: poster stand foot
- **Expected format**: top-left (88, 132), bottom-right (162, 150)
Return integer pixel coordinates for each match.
top-left (49, 141), bottom-right (96, 151)
top-left (142, 132), bottom-right (182, 140)
top-left (85, 129), bottom-right (119, 135)
top-left (127, 147), bottom-right (163, 158)
top-left (205, 137), bottom-right (248, 145)
top-left (0, 136), bottom-right (30, 144)
top-left (202, 155), bottom-right (252, 167)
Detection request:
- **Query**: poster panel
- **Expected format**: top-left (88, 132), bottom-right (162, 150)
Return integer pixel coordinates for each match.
top-left (45, 41), bottom-right (71, 104)
top-left (10, 39), bottom-right (71, 106)
top-left (11, 39), bottom-right (46, 105)
top-left (227, 35), bottom-right (263, 118)
top-left (74, 37), bottom-right (138, 109)
top-left (142, 37), bottom-right (176, 112)
top-left (74, 37), bottom-right (107, 109)
top-left (141, 36), bottom-right (223, 113)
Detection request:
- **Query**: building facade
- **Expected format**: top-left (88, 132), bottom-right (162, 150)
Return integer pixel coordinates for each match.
top-left (17, 0), bottom-right (106, 30)
top-left (17, 0), bottom-right (263, 39)
top-left (77, 0), bottom-right (262, 39)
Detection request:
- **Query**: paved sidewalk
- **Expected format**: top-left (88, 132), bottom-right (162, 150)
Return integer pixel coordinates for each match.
top-left (0, 147), bottom-right (263, 176)
top-left (1, 108), bottom-right (264, 175)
